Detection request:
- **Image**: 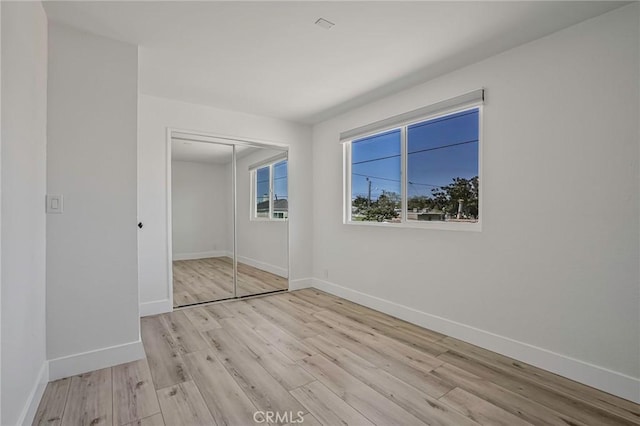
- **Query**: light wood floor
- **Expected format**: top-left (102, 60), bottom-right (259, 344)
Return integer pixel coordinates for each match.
top-left (173, 257), bottom-right (287, 307)
top-left (34, 289), bottom-right (640, 426)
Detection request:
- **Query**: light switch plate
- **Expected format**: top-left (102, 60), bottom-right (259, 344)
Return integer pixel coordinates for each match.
top-left (46, 194), bottom-right (63, 214)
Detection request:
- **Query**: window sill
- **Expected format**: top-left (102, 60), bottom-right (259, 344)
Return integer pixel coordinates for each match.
top-left (250, 218), bottom-right (288, 223)
top-left (344, 219), bottom-right (481, 232)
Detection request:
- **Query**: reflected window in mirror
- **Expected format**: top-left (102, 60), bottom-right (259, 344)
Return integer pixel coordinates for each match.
top-left (256, 166), bottom-right (270, 218)
top-left (251, 157), bottom-right (288, 221)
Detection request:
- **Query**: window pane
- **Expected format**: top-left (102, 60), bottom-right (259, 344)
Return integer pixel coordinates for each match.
top-left (407, 108), bottom-right (479, 222)
top-left (273, 160), bottom-right (288, 219)
top-left (351, 129), bottom-right (401, 222)
top-left (256, 166), bottom-right (270, 218)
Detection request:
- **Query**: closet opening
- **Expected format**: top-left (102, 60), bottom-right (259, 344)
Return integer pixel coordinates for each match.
top-left (167, 129), bottom-right (289, 308)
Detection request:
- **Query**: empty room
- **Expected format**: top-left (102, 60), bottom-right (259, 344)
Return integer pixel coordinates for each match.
top-left (1, 1), bottom-right (639, 425)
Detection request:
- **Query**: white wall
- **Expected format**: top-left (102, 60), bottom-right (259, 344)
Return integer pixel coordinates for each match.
top-left (47, 23), bottom-right (143, 377)
top-left (138, 94), bottom-right (312, 313)
top-left (1, 3), bottom-right (48, 424)
top-left (236, 148), bottom-right (288, 277)
top-left (311, 4), bottom-right (640, 402)
top-left (171, 160), bottom-right (231, 259)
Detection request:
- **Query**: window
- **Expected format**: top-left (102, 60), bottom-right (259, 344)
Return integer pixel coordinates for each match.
top-left (343, 91), bottom-right (482, 229)
top-left (251, 157), bottom-right (288, 220)
top-left (407, 109), bottom-right (479, 223)
top-left (350, 130), bottom-right (402, 222)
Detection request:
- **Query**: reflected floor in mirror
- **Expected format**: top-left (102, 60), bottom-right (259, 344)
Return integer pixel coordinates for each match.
top-left (173, 257), bottom-right (288, 307)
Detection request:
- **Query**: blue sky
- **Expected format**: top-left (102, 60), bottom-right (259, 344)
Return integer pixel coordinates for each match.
top-left (273, 160), bottom-right (288, 200)
top-left (256, 167), bottom-right (270, 203)
top-left (257, 160), bottom-right (288, 204)
top-left (351, 109), bottom-right (478, 200)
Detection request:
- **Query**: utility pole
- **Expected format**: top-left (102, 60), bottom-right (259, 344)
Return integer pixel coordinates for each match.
top-left (457, 199), bottom-right (464, 219)
top-left (366, 177), bottom-right (372, 207)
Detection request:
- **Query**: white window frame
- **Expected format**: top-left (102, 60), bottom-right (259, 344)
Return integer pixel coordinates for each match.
top-left (343, 105), bottom-right (483, 232)
top-left (250, 156), bottom-right (288, 222)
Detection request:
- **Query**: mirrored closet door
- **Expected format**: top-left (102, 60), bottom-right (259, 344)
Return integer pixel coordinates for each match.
top-left (236, 147), bottom-right (289, 297)
top-left (170, 133), bottom-right (288, 308)
top-left (170, 140), bottom-right (235, 307)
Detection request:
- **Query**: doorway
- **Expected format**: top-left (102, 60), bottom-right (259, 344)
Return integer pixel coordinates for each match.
top-left (168, 130), bottom-right (289, 307)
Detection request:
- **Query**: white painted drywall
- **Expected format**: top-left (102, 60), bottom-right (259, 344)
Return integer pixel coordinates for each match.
top-left (171, 160), bottom-right (231, 258)
top-left (312, 3), bottom-right (640, 393)
top-left (138, 94), bottom-right (312, 308)
top-left (46, 24), bottom-right (140, 361)
top-left (1, 3), bottom-right (48, 424)
top-left (236, 148), bottom-right (288, 277)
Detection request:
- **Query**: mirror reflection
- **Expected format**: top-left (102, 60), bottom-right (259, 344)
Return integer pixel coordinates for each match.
top-left (236, 147), bottom-right (288, 297)
top-left (171, 137), bottom-right (288, 307)
top-left (171, 140), bottom-right (235, 306)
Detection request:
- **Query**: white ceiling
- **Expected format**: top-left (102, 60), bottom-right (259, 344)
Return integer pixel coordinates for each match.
top-left (172, 139), bottom-right (231, 164)
top-left (43, 1), bottom-right (626, 124)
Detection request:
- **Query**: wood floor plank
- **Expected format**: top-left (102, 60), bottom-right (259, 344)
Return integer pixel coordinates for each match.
top-left (294, 413), bottom-right (322, 426)
top-left (253, 320), bottom-right (318, 361)
top-left (182, 306), bottom-right (222, 331)
top-left (439, 387), bottom-right (533, 426)
top-left (314, 307), bottom-right (448, 357)
top-left (432, 363), bottom-right (591, 426)
top-left (306, 335), bottom-right (478, 426)
top-left (290, 289), bottom-right (343, 308)
top-left (203, 328), bottom-right (307, 417)
top-left (39, 290), bottom-right (639, 426)
top-left (112, 359), bottom-right (161, 426)
top-left (160, 311), bottom-right (208, 353)
top-left (61, 368), bottom-right (112, 426)
top-left (311, 291), bottom-right (447, 342)
top-left (220, 317), bottom-right (315, 390)
top-left (122, 413), bottom-right (165, 426)
top-left (314, 309), bottom-right (445, 373)
top-left (156, 381), bottom-right (214, 426)
top-left (202, 303), bottom-right (234, 320)
top-left (264, 295), bottom-right (316, 324)
top-left (290, 381), bottom-right (374, 426)
top-left (222, 300), bottom-right (266, 328)
top-left (183, 349), bottom-right (258, 426)
top-left (247, 297), bottom-right (318, 339)
top-left (140, 316), bottom-right (191, 390)
top-left (440, 337), bottom-right (640, 422)
top-left (32, 378), bottom-right (71, 426)
top-left (275, 293), bottom-right (325, 315)
top-left (306, 317), bottom-right (455, 398)
top-left (298, 354), bottom-right (426, 425)
top-left (438, 350), bottom-right (637, 426)
top-left (226, 300), bottom-right (317, 361)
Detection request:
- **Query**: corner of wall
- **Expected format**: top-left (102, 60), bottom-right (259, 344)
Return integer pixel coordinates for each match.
top-left (15, 361), bottom-right (48, 426)
top-left (48, 340), bottom-right (145, 382)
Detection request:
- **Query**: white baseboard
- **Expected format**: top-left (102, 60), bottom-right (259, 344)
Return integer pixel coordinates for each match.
top-left (173, 250), bottom-right (227, 261)
top-left (16, 361), bottom-right (49, 426)
top-left (140, 298), bottom-right (172, 317)
top-left (48, 340), bottom-right (145, 381)
top-left (237, 255), bottom-right (288, 278)
top-left (310, 278), bottom-right (640, 404)
top-left (289, 277), bottom-right (313, 290)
